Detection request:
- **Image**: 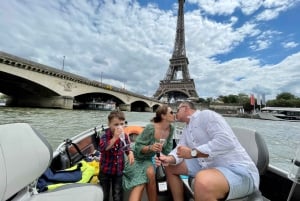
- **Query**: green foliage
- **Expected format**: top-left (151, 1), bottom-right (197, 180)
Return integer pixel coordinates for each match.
top-left (197, 98), bottom-right (206, 103)
top-left (267, 93), bottom-right (300, 107)
top-left (276, 92), bottom-right (295, 100)
top-left (221, 95), bottom-right (239, 103)
top-left (207, 92), bottom-right (300, 112)
top-left (0, 94), bottom-right (8, 99)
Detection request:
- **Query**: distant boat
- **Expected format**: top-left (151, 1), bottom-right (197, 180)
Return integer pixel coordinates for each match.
top-left (260, 107), bottom-right (300, 121)
top-left (85, 99), bottom-right (116, 111)
top-left (0, 99), bottom-right (6, 106)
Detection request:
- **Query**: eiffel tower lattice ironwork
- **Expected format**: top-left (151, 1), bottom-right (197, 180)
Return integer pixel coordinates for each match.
top-left (153, 0), bottom-right (198, 102)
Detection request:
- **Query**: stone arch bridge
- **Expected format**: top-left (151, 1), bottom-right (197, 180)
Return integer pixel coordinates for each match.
top-left (0, 51), bottom-right (161, 111)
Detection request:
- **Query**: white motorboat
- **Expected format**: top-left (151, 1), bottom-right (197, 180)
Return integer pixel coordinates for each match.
top-left (74, 99), bottom-right (116, 111)
top-left (1, 122), bottom-right (299, 201)
top-left (260, 107), bottom-right (300, 121)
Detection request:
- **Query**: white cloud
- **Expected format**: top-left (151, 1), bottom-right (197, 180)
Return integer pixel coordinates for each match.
top-left (188, 0), bottom-right (240, 15)
top-left (256, 8), bottom-right (281, 21)
top-left (282, 41), bottom-right (299, 49)
top-left (239, 0), bottom-right (263, 15)
top-left (249, 30), bottom-right (281, 51)
top-left (0, 0), bottom-right (300, 100)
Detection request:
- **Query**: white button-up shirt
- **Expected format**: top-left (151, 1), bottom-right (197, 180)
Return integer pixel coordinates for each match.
top-left (170, 109), bottom-right (259, 189)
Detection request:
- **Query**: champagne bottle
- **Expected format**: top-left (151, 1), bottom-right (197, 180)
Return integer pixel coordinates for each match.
top-left (156, 152), bottom-right (168, 193)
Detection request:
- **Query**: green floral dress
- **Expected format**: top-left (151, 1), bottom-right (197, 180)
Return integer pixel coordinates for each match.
top-left (122, 123), bottom-right (174, 191)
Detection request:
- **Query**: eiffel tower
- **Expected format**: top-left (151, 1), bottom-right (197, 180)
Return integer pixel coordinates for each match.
top-left (153, 0), bottom-right (198, 102)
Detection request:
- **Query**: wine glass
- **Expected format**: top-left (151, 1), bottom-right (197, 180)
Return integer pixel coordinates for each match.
top-left (119, 132), bottom-right (126, 146)
top-left (158, 135), bottom-right (166, 155)
top-left (159, 138), bottom-right (166, 146)
top-left (118, 126), bottom-right (129, 151)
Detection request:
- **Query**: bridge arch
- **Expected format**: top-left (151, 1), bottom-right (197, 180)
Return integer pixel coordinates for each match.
top-left (0, 51), bottom-right (162, 110)
top-left (157, 89), bottom-right (189, 102)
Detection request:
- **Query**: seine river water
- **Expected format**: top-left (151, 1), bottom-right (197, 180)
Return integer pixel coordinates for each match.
top-left (1, 106), bottom-right (299, 172)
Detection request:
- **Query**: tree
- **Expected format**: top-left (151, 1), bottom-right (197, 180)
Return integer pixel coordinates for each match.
top-left (267, 92), bottom-right (300, 107)
top-left (227, 94), bottom-right (239, 103)
top-left (276, 92), bottom-right (295, 100)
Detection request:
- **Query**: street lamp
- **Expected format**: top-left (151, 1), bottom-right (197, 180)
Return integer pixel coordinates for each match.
top-left (62, 56), bottom-right (65, 71)
top-left (100, 72), bottom-right (103, 85)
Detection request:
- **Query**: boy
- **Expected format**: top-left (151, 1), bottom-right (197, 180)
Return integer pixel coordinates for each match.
top-left (99, 110), bottom-right (134, 201)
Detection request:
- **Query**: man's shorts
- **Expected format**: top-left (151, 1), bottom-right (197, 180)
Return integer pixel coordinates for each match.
top-left (185, 159), bottom-right (255, 200)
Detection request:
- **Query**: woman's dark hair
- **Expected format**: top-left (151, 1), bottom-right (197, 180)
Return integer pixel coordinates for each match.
top-left (108, 110), bottom-right (125, 123)
top-left (151, 104), bottom-right (169, 123)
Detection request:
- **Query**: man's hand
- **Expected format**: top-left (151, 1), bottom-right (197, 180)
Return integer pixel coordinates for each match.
top-left (155, 153), bottom-right (174, 166)
top-left (176, 146), bottom-right (192, 159)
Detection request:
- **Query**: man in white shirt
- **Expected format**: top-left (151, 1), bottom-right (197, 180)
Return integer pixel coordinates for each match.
top-left (157, 101), bottom-right (259, 201)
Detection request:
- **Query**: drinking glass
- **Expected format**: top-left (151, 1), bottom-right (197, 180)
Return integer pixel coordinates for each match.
top-left (158, 136), bottom-right (166, 155)
top-left (159, 138), bottom-right (166, 146)
top-left (118, 126), bottom-right (129, 151)
top-left (119, 132), bottom-right (126, 146)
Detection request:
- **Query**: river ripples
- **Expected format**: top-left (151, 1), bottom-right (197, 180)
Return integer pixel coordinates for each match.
top-left (1, 106), bottom-right (299, 172)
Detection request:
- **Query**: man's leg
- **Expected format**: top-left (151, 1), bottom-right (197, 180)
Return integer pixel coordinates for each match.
top-left (193, 169), bottom-right (229, 201)
top-left (165, 161), bottom-right (188, 201)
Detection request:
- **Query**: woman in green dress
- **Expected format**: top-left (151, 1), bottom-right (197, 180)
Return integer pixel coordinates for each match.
top-left (123, 104), bottom-right (175, 201)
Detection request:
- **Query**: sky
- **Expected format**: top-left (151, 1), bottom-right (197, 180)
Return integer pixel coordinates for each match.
top-left (1, 0), bottom-right (300, 101)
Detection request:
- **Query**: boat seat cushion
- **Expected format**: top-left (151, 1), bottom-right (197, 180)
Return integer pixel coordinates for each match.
top-left (228, 127), bottom-right (269, 200)
top-left (31, 183), bottom-right (103, 201)
top-left (0, 123), bottom-right (52, 201)
top-left (231, 127), bottom-right (269, 175)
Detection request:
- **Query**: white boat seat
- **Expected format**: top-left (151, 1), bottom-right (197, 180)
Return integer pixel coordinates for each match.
top-left (228, 127), bottom-right (269, 201)
top-left (0, 123), bottom-right (103, 201)
top-left (0, 123), bottom-right (52, 201)
top-left (188, 127), bottom-right (269, 201)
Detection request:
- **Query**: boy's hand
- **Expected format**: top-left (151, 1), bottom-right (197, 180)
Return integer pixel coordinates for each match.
top-left (128, 151), bottom-right (134, 165)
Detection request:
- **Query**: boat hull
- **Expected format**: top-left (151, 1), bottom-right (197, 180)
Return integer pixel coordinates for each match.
top-left (47, 123), bottom-right (300, 201)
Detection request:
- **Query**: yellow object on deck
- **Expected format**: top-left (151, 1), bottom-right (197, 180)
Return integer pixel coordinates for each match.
top-left (87, 160), bottom-right (100, 184)
top-left (47, 160), bottom-right (96, 191)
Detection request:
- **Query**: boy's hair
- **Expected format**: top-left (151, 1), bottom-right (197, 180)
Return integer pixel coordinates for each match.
top-left (108, 110), bottom-right (125, 123)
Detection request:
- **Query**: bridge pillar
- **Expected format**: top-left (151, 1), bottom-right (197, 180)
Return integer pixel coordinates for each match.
top-left (7, 96), bottom-right (74, 109)
top-left (145, 107), bottom-right (153, 112)
top-left (119, 104), bottom-right (131, 111)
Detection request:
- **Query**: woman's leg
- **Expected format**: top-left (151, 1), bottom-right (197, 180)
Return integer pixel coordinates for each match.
top-left (146, 165), bottom-right (157, 201)
top-left (129, 184), bottom-right (145, 201)
top-left (165, 161), bottom-right (188, 201)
